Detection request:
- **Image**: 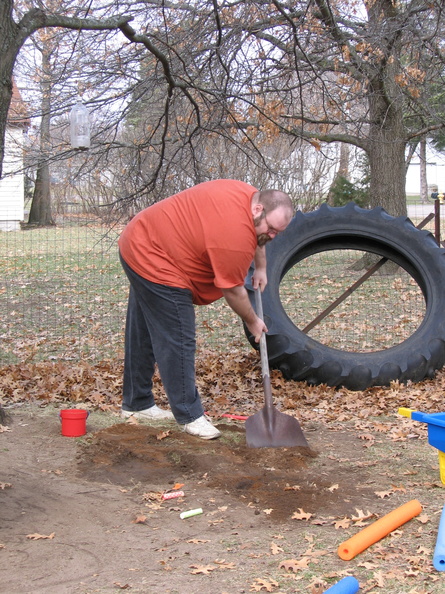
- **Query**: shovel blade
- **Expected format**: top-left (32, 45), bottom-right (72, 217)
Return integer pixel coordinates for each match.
top-left (245, 406), bottom-right (309, 448)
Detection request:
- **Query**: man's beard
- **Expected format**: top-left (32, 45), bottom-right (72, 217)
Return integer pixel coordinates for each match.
top-left (257, 233), bottom-right (271, 247)
top-left (253, 212), bottom-right (272, 247)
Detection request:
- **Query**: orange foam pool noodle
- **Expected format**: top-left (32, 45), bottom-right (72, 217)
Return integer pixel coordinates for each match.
top-left (338, 499), bottom-right (422, 561)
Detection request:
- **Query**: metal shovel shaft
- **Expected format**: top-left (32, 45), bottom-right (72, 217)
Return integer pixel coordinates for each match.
top-left (255, 287), bottom-right (274, 410)
top-left (245, 288), bottom-right (309, 448)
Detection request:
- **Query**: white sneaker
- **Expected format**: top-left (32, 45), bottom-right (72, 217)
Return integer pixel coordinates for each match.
top-left (121, 405), bottom-right (174, 421)
top-left (182, 415), bottom-right (221, 440)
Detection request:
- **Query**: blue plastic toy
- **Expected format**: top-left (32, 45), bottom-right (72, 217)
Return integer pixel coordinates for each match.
top-left (398, 408), bottom-right (445, 484)
top-left (434, 504), bottom-right (445, 571)
top-left (324, 575), bottom-right (360, 593)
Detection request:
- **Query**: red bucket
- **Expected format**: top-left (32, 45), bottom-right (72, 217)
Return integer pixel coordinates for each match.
top-left (59, 409), bottom-right (89, 437)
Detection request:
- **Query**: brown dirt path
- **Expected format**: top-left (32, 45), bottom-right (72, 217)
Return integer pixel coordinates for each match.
top-left (0, 405), bottom-right (442, 593)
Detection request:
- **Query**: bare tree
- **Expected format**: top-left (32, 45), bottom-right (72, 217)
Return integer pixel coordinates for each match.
top-left (108, 0), bottom-right (445, 215)
top-left (0, 1), bottom-right (131, 179)
top-left (3, 0), bottom-right (445, 218)
top-left (27, 35), bottom-right (54, 226)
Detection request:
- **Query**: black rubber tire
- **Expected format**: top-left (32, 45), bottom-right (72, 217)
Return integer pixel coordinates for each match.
top-left (245, 202), bottom-right (445, 390)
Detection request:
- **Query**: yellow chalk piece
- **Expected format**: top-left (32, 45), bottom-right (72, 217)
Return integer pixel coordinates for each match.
top-left (398, 407), bottom-right (415, 418)
top-left (180, 508), bottom-right (203, 519)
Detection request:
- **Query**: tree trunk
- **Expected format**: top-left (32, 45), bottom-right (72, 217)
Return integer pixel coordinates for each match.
top-left (367, 134), bottom-right (406, 217)
top-left (419, 137), bottom-right (428, 204)
top-left (327, 142), bottom-right (350, 205)
top-left (0, 2), bottom-right (19, 180)
top-left (28, 163), bottom-right (55, 226)
top-left (337, 142), bottom-right (349, 179)
top-left (364, 0), bottom-right (408, 218)
top-left (367, 73), bottom-right (407, 217)
top-left (27, 46), bottom-right (54, 227)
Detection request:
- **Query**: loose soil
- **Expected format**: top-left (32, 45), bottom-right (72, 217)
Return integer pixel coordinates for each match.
top-left (1, 405), bottom-right (443, 593)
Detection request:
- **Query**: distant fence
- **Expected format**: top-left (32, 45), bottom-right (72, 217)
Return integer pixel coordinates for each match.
top-left (0, 212), bottom-right (245, 366)
top-left (0, 201), bottom-right (443, 367)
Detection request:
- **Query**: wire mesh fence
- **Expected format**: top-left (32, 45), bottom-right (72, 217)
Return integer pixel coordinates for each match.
top-left (0, 212), bottom-right (247, 366)
top-left (0, 202), bottom-right (442, 367)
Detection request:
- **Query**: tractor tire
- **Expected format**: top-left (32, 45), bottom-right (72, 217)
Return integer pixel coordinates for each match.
top-left (245, 202), bottom-right (445, 390)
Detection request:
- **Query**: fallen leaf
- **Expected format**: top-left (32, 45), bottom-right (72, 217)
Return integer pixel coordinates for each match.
top-left (214, 559), bottom-right (236, 569)
top-left (156, 430), bottom-right (171, 440)
top-left (190, 564), bottom-right (217, 574)
top-left (26, 532), bottom-right (55, 540)
top-left (334, 517), bottom-right (351, 530)
top-left (249, 577), bottom-right (279, 592)
top-left (375, 490), bottom-right (392, 498)
top-left (125, 416), bottom-right (139, 425)
top-left (279, 558), bottom-right (310, 572)
top-left (351, 509), bottom-right (374, 523)
top-left (141, 491), bottom-right (162, 501)
top-left (284, 484), bottom-right (301, 491)
top-left (186, 538), bottom-right (210, 544)
top-left (292, 508), bottom-right (313, 520)
top-left (374, 570), bottom-right (386, 586)
top-left (0, 483), bottom-right (12, 490)
top-left (328, 484), bottom-right (339, 492)
top-left (145, 501), bottom-right (163, 510)
top-left (132, 515), bottom-right (147, 524)
top-left (358, 561), bottom-right (378, 569)
top-left (270, 542), bottom-right (283, 555)
top-left (391, 484), bottom-right (407, 493)
top-left (263, 508), bottom-right (274, 515)
top-left (303, 546), bottom-right (328, 558)
top-left (358, 432), bottom-right (375, 445)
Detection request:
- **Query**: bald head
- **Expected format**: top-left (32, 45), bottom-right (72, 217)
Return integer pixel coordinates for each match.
top-left (253, 189), bottom-right (294, 223)
top-left (251, 189), bottom-right (294, 245)
top-left (257, 190), bottom-right (293, 214)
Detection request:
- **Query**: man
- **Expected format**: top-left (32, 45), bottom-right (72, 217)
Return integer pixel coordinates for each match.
top-left (118, 179), bottom-right (293, 439)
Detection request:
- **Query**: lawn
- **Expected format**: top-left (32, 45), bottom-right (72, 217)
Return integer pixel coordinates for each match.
top-left (0, 217), bottom-right (246, 365)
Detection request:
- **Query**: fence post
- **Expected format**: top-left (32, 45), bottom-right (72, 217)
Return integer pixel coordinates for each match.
top-left (435, 199), bottom-right (441, 246)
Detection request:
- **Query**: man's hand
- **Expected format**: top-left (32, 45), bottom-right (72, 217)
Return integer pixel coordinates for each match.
top-left (251, 267), bottom-right (267, 291)
top-left (222, 285), bottom-right (268, 342)
top-left (253, 246), bottom-right (267, 291)
top-left (245, 316), bottom-right (268, 343)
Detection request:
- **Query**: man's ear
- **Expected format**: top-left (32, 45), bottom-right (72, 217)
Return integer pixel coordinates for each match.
top-left (251, 202), bottom-right (264, 217)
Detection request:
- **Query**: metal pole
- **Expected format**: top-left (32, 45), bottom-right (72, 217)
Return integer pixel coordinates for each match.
top-left (435, 199), bottom-right (440, 246)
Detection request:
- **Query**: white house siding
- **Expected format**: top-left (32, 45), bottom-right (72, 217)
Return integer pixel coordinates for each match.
top-left (405, 143), bottom-right (445, 196)
top-left (0, 126), bottom-right (25, 231)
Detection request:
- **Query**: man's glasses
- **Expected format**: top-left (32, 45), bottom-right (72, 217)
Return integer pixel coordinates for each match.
top-left (264, 214), bottom-right (280, 235)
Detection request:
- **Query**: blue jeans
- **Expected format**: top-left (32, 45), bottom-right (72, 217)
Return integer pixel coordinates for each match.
top-left (120, 254), bottom-right (204, 424)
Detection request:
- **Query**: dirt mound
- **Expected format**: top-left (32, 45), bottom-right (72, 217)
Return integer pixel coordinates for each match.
top-left (78, 421), bottom-right (375, 522)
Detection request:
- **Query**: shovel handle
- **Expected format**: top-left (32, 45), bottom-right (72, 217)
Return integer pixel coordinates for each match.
top-left (255, 288), bottom-right (270, 381)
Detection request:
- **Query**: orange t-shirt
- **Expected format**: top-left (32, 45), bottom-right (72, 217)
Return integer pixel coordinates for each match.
top-left (118, 179), bottom-right (258, 305)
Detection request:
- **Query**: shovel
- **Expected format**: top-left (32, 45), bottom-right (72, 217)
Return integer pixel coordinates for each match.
top-left (245, 288), bottom-right (309, 448)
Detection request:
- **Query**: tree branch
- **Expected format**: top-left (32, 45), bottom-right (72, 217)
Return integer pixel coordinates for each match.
top-left (17, 8), bottom-right (133, 47)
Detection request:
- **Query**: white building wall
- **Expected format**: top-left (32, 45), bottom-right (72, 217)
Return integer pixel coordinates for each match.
top-left (405, 143), bottom-right (445, 196)
top-left (0, 126), bottom-right (25, 231)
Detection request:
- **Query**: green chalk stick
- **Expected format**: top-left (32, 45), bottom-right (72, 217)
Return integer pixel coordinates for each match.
top-left (180, 508), bottom-right (203, 519)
